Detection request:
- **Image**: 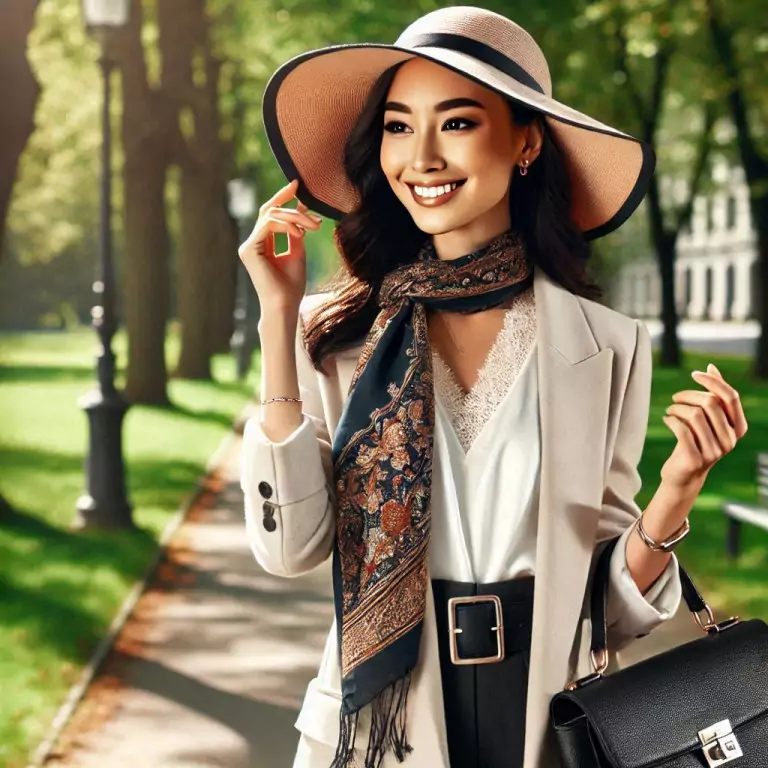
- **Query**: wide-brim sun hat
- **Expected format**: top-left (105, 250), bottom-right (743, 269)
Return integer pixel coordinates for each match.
top-left (262, 5), bottom-right (655, 241)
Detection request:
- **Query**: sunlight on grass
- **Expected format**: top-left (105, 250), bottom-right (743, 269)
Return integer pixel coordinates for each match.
top-left (639, 349), bottom-right (768, 621)
top-left (0, 327), bottom-right (256, 768)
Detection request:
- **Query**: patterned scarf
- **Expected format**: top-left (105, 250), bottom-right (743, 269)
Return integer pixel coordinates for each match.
top-left (330, 229), bottom-right (532, 767)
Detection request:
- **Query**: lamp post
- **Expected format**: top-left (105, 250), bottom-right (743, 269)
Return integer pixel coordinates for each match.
top-left (74, 0), bottom-right (133, 530)
top-left (227, 178), bottom-right (259, 380)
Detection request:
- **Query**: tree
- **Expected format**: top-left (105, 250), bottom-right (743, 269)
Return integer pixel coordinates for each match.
top-left (572, 2), bottom-right (717, 366)
top-left (0, 0), bottom-right (41, 517)
top-left (160, 0), bottom-right (237, 380)
top-left (613, 9), bottom-right (716, 367)
top-left (112, 0), bottom-right (175, 404)
top-left (705, 0), bottom-right (768, 378)
top-left (0, 1), bottom-right (41, 257)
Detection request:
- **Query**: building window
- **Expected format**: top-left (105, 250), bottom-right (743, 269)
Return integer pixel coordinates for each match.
top-left (726, 195), bottom-right (737, 230)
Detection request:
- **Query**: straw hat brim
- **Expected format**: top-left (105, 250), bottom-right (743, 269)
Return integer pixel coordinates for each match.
top-left (262, 43), bottom-right (655, 240)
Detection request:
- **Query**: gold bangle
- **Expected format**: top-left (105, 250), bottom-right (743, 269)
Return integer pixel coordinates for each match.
top-left (635, 515), bottom-right (690, 553)
top-left (260, 396), bottom-right (303, 405)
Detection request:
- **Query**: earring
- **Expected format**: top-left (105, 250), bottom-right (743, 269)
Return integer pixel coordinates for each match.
top-left (519, 158), bottom-right (530, 177)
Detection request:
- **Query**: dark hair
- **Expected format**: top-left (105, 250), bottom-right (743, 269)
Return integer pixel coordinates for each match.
top-left (303, 61), bottom-right (602, 370)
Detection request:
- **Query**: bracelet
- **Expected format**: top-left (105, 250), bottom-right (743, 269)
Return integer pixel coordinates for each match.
top-left (260, 396), bottom-right (303, 405)
top-left (635, 515), bottom-right (690, 553)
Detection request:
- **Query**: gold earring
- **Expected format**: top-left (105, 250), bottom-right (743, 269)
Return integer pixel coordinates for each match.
top-left (519, 158), bottom-right (530, 177)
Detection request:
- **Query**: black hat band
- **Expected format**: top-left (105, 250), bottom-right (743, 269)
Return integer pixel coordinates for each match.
top-left (404, 32), bottom-right (545, 95)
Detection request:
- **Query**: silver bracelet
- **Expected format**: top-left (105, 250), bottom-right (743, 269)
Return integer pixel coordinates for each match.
top-left (260, 396), bottom-right (303, 405)
top-left (635, 515), bottom-right (690, 553)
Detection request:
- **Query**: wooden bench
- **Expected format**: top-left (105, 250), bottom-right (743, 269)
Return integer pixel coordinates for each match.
top-left (723, 453), bottom-right (768, 559)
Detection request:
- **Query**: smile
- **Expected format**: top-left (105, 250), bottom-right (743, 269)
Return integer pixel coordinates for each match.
top-left (407, 180), bottom-right (466, 206)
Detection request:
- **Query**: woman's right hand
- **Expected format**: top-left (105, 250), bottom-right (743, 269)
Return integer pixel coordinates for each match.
top-left (238, 178), bottom-right (323, 315)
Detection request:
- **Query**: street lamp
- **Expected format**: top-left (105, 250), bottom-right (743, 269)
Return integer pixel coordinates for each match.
top-left (75, 0), bottom-right (133, 529)
top-left (227, 178), bottom-right (259, 380)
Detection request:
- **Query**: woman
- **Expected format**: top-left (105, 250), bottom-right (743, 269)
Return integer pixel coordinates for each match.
top-left (239, 7), bottom-right (749, 768)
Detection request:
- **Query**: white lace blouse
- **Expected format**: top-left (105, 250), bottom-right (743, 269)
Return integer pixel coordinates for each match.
top-left (426, 286), bottom-right (676, 621)
top-left (428, 287), bottom-right (539, 583)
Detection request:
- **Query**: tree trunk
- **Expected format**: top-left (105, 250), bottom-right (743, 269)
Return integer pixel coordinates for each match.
top-left (116, 1), bottom-right (172, 404)
top-left (657, 238), bottom-right (680, 366)
top-left (0, 1), bottom-right (40, 256)
top-left (751, 192), bottom-right (768, 377)
top-left (159, 0), bottom-right (237, 378)
top-left (122, 141), bottom-right (172, 403)
top-left (646, 171), bottom-right (682, 367)
top-left (208, 194), bottom-right (239, 355)
top-left (175, 166), bottom-right (219, 378)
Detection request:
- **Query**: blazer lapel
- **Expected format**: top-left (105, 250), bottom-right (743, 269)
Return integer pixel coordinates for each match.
top-left (523, 265), bottom-right (614, 766)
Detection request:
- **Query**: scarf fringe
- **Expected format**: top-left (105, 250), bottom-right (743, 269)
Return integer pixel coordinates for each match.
top-left (330, 673), bottom-right (413, 768)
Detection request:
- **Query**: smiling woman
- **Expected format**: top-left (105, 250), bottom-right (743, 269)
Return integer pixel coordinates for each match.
top-left (300, 57), bottom-right (599, 366)
top-left (239, 6), bottom-right (716, 768)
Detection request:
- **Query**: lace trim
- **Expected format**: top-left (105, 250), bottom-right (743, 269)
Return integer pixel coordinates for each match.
top-left (432, 287), bottom-right (536, 453)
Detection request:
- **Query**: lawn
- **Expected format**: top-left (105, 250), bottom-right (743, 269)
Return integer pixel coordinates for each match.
top-left (0, 327), bottom-right (257, 768)
top-left (639, 351), bottom-right (768, 622)
top-left (0, 330), bottom-right (766, 767)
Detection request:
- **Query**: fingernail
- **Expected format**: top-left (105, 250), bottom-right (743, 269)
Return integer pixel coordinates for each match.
top-left (310, 214), bottom-right (322, 221)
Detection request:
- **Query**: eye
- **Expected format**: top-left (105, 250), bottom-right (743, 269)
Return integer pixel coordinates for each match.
top-left (443, 118), bottom-right (477, 131)
top-left (383, 120), bottom-right (410, 133)
top-left (382, 117), bottom-right (478, 134)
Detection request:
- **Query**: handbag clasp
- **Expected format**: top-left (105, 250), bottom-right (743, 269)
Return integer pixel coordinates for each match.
top-left (698, 719), bottom-right (743, 766)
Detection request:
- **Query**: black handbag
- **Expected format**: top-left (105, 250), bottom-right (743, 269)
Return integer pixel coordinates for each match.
top-left (550, 536), bottom-right (768, 767)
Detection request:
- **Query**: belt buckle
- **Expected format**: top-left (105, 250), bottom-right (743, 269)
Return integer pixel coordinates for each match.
top-left (447, 594), bottom-right (505, 665)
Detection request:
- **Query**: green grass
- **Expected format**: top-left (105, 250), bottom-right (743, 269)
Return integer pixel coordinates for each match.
top-left (0, 331), bottom-right (767, 767)
top-left (0, 327), bottom-right (257, 768)
top-left (639, 351), bottom-right (768, 621)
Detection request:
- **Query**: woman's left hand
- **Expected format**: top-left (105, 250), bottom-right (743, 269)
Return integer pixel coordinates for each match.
top-left (660, 362), bottom-right (748, 493)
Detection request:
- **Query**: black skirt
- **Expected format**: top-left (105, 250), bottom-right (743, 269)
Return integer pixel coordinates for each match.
top-left (432, 576), bottom-right (535, 768)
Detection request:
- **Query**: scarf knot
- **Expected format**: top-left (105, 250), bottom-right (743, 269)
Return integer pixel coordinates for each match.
top-left (330, 227), bottom-right (533, 767)
top-left (377, 230), bottom-right (530, 312)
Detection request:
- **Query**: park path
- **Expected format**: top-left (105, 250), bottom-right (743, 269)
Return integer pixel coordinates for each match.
top-left (38, 412), bottom-right (699, 768)
top-left (41, 415), bottom-right (334, 768)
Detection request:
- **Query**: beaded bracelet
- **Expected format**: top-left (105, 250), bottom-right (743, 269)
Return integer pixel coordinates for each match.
top-left (260, 396), bottom-right (303, 405)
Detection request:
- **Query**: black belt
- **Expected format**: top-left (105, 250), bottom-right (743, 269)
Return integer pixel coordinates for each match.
top-left (432, 576), bottom-right (535, 768)
top-left (432, 576), bottom-right (535, 665)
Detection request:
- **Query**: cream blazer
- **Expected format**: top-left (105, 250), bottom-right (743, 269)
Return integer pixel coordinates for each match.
top-left (241, 264), bottom-right (683, 767)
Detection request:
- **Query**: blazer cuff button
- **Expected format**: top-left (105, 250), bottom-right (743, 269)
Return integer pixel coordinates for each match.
top-left (258, 481), bottom-right (273, 499)
top-left (262, 501), bottom-right (276, 532)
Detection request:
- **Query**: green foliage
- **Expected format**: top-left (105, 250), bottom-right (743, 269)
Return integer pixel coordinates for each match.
top-left (3, 0), bottom-right (766, 324)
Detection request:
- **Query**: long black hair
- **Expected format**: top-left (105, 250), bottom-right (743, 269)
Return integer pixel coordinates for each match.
top-left (303, 61), bottom-right (602, 369)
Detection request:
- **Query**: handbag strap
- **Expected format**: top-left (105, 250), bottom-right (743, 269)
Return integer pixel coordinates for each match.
top-left (589, 534), bottom-right (708, 661)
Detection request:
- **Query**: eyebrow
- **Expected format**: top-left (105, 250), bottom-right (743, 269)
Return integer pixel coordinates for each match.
top-left (383, 97), bottom-right (486, 114)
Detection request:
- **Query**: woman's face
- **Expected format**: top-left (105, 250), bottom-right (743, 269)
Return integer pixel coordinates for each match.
top-left (380, 57), bottom-right (535, 259)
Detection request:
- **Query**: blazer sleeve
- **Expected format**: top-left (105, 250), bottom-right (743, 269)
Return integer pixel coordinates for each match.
top-left (596, 318), bottom-right (682, 649)
top-left (240, 302), bottom-right (336, 577)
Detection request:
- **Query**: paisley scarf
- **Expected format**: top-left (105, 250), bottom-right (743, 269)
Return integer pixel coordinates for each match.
top-left (330, 228), bottom-right (532, 767)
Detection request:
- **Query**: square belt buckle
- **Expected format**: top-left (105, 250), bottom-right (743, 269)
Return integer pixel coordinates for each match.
top-left (447, 595), bottom-right (505, 665)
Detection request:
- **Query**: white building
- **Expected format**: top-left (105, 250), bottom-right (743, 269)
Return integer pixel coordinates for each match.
top-left (614, 158), bottom-right (759, 321)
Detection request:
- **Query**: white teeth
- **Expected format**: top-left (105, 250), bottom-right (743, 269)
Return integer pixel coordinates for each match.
top-left (413, 182), bottom-right (459, 199)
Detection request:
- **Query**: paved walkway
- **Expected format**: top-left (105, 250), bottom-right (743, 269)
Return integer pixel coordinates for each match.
top-left (40, 421), bottom-right (700, 767)
top-left (43, 427), bottom-right (334, 768)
